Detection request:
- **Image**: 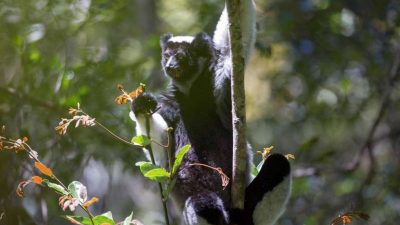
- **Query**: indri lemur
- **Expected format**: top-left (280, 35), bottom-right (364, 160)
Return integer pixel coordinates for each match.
top-left (130, 1), bottom-right (291, 224)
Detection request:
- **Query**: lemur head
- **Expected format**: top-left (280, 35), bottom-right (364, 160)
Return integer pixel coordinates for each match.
top-left (160, 32), bottom-right (215, 93)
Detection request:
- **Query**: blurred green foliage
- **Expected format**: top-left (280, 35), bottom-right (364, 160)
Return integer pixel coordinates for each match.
top-left (1, 0), bottom-right (400, 224)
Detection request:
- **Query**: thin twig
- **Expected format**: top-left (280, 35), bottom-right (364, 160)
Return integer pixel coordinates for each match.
top-left (79, 110), bottom-right (136, 147)
top-left (344, 48), bottom-right (400, 172)
top-left (94, 121), bottom-right (134, 146)
top-left (188, 163), bottom-right (230, 190)
top-left (4, 137), bottom-right (96, 224)
top-left (0, 87), bottom-right (62, 113)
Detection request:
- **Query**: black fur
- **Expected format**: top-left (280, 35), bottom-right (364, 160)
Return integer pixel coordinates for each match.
top-left (155, 33), bottom-right (234, 211)
top-left (185, 193), bottom-right (229, 225)
top-left (132, 27), bottom-right (291, 225)
top-left (131, 93), bottom-right (157, 115)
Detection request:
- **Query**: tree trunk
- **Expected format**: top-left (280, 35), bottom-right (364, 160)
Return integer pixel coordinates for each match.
top-left (227, 0), bottom-right (247, 210)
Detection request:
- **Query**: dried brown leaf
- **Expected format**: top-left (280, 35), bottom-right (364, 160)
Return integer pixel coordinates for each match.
top-left (82, 197), bottom-right (99, 208)
top-left (34, 162), bottom-right (53, 177)
top-left (16, 180), bottom-right (31, 197)
top-left (31, 176), bottom-right (43, 184)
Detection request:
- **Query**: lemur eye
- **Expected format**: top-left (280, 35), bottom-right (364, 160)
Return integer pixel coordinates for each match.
top-left (176, 53), bottom-right (185, 61)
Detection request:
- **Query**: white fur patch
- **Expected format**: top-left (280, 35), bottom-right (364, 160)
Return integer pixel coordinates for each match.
top-left (130, 111), bottom-right (168, 166)
top-left (213, 7), bottom-right (229, 50)
top-left (252, 175), bottom-right (292, 225)
top-left (213, 1), bottom-right (256, 62)
top-left (170, 36), bottom-right (194, 43)
top-left (182, 198), bottom-right (214, 225)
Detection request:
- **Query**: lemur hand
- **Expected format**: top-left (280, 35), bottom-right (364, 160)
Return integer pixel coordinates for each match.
top-left (131, 93), bottom-right (158, 115)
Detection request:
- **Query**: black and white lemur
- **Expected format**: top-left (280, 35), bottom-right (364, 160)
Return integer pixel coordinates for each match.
top-left (130, 1), bottom-right (291, 224)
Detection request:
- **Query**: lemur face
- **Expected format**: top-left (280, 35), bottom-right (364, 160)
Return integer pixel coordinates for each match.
top-left (160, 33), bottom-right (214, 90)
top-left (161, 36), bottom-right (195, 82)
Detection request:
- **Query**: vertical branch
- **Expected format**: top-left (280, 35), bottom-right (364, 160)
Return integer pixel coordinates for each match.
top-left (226, 0), bottom-right (247, 209)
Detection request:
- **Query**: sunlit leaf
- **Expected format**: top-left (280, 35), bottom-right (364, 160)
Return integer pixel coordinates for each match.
top-left (172, 145), bottom-right (191, 175)
top-left (68, 181), bottom-right (87, 203)
top-left (43, 179), bottom-right (69, 195)
top-left (251, 163), bottom-right (259, 177)
top-left (135, 161), bottom-right (157, 175)
top-left (144, 168), bottom-right (170, 182)
top-left (94, 211), bottom-right (115, 225)
top-left (131, 135), bottom-right (151, 147)
top-left (66, 213), bottom-right (115, 225)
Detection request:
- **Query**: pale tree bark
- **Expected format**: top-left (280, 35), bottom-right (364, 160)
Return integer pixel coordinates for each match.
top-left (227, 0), bottom-right (247, 210)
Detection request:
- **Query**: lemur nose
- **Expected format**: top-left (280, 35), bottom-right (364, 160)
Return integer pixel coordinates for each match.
top-left (166, 66), bottom-right (174, 73)
top-left (166, 58), bottom-right (177, 68)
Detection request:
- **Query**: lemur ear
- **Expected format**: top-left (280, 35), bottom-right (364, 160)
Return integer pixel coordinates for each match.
top-left (160, 33), bottom-right (173, 51)
top-left (191, 32), bottom-right (214, 58)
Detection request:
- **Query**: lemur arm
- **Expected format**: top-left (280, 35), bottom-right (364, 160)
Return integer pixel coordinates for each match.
top-left (130, 93), bottom-right (171, 166)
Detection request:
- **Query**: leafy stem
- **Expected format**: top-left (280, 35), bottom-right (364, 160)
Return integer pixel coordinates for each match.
top-left (144, 116), bottom-right (170, 225)
top-left (1, 136), bottom-right (96, 225)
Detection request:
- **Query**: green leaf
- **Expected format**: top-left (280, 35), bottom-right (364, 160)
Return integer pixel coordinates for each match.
top-left (65, 215), bottom-right (115, 225)
top-left (162, 177), bottom-right (176, 200)
top-left (99, 211), bottom-right (114, 220)
top-left (43, 179), bottom-right (69, 195)
top-left (251, 163), bottom-right (259, 177)
top-left (122, 212), bottom-right (133, 225)
top-left (172, 145), bottom-right (191, 175)
top-left (131, 135), bottom-right (151, 147)
top-left (64, 215), bottom-right (91, 225)
top-left (92, 214), bottom-right (115, 225)
top-left (68, 181), bottom-right (87, 203)
top-left (135, 161), bottom-right (157, 175)
top-left (144, 168), bottom-right (170, 183)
